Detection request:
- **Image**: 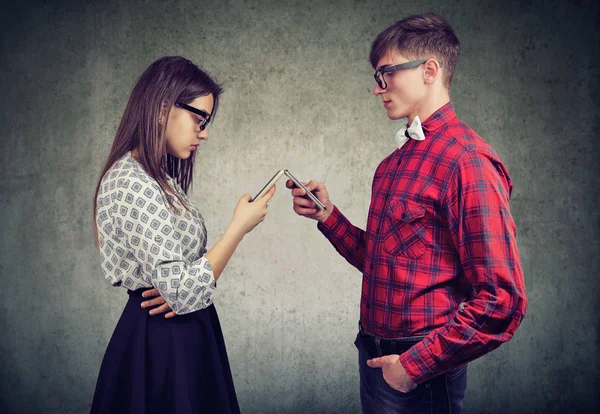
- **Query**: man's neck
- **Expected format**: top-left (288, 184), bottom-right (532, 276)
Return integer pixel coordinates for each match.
top-left (407, 91), bottom-right (450, 126)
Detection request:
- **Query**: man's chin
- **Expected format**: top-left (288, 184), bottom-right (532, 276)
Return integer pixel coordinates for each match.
top-left (386, 109), bottom-right (407, 121)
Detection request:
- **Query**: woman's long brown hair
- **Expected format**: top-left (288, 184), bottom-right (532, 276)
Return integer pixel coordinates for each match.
top-left (93, 56), bottom-right (222, 248)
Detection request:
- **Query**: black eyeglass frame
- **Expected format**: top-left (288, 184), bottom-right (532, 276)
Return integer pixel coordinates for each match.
top-left (374, 59), bottom-right (443, 89)
top-left (175, 102), bottom-right (212, 131)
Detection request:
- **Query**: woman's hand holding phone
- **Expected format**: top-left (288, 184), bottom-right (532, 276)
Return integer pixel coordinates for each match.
top-left (232, 185), bottom-right (276, 235)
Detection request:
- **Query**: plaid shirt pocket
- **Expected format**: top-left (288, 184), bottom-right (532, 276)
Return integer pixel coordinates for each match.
top-left (382, 199), bottom-right (427, 259)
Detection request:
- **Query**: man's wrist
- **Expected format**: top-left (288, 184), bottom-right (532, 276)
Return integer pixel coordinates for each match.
top-left (317, 202), bottom-right (334, 223)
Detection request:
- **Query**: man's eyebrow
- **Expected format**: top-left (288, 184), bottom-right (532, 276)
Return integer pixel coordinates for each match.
top-left (377, 64), bottom-right (392, 71)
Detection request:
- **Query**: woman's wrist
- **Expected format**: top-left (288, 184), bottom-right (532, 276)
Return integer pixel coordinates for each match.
top-left (226, 220), bottom-right (246, 239)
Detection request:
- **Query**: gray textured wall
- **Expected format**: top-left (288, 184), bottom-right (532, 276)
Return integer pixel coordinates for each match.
top-left (1, 0), bottom-right (598, 413)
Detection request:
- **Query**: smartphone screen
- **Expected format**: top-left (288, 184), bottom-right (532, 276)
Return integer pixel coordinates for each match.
top-left (252, 169), bottom-right (285, 201)
top-left (284, 170), bottom-right (326, 210)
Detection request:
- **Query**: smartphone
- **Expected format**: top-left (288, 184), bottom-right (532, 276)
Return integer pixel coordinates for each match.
top-left (284, 169), bottom-right (326, 210)
top-left (252, 169), bottom-right (286, 201)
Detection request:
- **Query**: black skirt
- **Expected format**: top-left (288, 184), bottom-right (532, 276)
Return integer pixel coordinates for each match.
top-left (91, 288), bottom-right (240, 414)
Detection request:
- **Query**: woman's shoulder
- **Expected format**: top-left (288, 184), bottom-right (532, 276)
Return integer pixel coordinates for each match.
top-left (99, 153), bottom-right (159, 192)
top-left (98, 153), bottom-right (176, 215)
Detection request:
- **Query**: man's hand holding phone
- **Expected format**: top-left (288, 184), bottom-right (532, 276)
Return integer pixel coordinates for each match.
top-left (286, 179), bottom-right (333, 223)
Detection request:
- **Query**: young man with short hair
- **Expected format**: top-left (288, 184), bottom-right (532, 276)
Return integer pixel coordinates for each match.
top-left (288, 13), bottom-right (528, 413)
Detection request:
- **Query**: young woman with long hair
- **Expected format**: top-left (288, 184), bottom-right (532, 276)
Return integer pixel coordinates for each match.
top-left (90, 56), bottom-right (274, 413)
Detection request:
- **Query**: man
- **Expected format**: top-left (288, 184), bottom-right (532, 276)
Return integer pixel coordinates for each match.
top-left (287, 13), bottom-right (528, 413)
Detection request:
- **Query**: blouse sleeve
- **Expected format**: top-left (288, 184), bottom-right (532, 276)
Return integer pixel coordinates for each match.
top-left (96, 172), bottom-right (216, 315)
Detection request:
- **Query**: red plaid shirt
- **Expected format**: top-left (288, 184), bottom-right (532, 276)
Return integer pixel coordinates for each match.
top-left (318, 102), bottom-right (528, 384)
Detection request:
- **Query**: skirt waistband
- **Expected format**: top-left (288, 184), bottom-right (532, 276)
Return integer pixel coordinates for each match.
top-left (127, 287), bottom-right (153, 297)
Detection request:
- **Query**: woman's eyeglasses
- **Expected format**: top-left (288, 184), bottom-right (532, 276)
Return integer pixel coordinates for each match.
top-left (175, 102), bottom-right (212, 131)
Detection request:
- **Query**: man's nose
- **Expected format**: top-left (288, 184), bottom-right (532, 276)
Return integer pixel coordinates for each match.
top-left (373, 82), bottom-right (385, 95)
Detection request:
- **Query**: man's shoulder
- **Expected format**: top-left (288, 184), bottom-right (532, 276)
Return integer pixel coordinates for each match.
top-left (434, 117), bottom-right (501, 163)
top-left (434, 118), bottom-right (512, 191)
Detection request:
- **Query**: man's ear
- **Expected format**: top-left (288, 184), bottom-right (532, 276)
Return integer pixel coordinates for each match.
top-left (423, 59), bottom-right (441, 85)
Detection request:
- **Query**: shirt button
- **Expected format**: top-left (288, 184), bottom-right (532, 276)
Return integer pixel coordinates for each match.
top-left (401, 213), bottom-right (406, 220)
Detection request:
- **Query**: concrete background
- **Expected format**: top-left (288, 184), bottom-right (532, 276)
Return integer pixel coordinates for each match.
top-left (1, 0), bottom-right (598, 412)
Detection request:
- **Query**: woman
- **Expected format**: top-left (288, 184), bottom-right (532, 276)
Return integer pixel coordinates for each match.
top-left (91, 56), bottom-right (274, 413)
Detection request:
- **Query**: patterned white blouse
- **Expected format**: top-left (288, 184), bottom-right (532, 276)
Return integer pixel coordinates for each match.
top-left (96, 151), bottom-right (216, 314)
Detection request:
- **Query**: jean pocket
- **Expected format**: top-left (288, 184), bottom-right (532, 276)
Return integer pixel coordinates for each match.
top-left (378, 371), bottom-right (425, 398)
top-left (382, 199), bottom-right (427, 259)
top-left (377, 373), bottom-right (433, 414)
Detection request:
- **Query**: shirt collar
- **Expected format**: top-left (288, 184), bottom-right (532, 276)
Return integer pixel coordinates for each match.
top-left (420, 101), bottom-right (456, 133)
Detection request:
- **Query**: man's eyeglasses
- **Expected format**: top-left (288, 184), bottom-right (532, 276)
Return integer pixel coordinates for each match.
top-left (175, 102), bottom-right (212, 131)
top-left (373, 59), bottom-right (443, 90)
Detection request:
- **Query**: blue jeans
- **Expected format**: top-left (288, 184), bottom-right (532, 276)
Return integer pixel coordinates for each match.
top-left (355, 323), bottom-right (468, 414)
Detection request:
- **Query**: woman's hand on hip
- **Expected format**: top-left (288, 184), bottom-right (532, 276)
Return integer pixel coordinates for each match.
top-left (141, 288), bottom-right (176, 318)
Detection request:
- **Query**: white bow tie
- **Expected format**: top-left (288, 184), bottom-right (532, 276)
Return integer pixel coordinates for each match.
top-left (394, 116), bottom-right (425, 149)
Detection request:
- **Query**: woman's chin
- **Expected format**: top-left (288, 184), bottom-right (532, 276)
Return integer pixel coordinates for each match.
top-left (169, 150), bottom-right (192, 160)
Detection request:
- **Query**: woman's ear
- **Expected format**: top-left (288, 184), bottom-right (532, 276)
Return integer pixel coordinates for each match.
top-left (159, 101), bottom-right (169, 125)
